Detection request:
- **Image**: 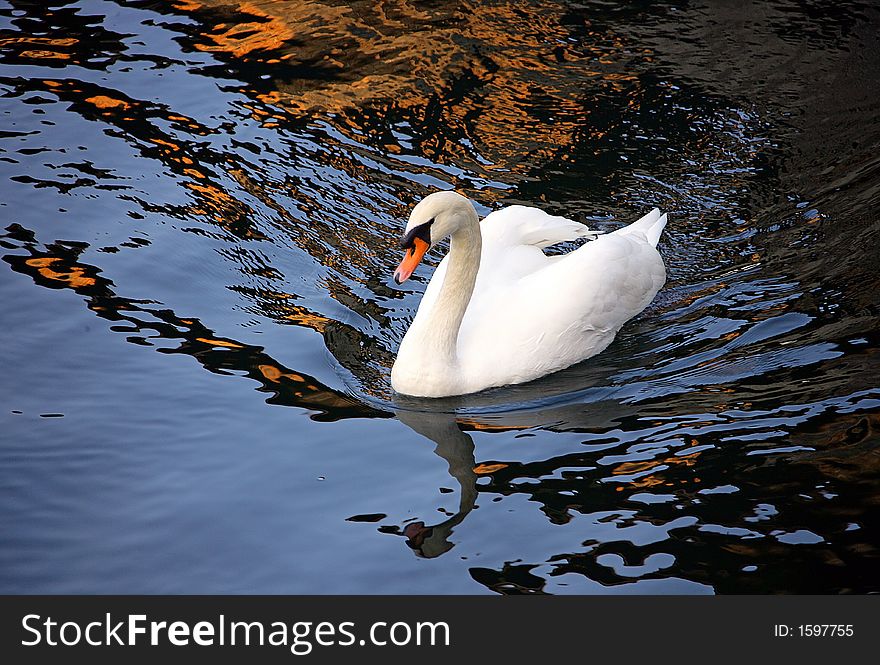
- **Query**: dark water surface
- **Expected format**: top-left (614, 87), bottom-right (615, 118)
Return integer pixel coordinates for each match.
top-left (1, 0), bottom-right (879, 593)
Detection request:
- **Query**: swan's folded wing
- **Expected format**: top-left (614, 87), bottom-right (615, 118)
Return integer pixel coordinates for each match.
top-left (527, 233), bottom-right (666, 332)
top-left (457, 232), bottom-right (666, 383)
top-left (481, 205), bottom-right (599, 249)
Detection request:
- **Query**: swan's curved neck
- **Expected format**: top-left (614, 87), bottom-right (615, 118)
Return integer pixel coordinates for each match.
top-left (414, 211), bottom-right (481, 365)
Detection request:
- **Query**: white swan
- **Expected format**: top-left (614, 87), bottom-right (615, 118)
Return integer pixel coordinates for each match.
top-left (390, 191), bottom-right (667, 397)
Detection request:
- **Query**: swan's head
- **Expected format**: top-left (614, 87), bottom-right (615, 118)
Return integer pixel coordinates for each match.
top-left (393, 190), bottom-right (475, 284)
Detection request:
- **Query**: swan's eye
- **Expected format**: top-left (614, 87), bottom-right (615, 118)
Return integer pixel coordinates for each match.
top-left (399, 218), bottom-right (433, 250)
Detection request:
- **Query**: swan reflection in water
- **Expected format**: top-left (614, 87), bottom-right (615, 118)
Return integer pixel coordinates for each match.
top-left (389, 398), bottom-right (653, 561)
top-left (388, 382), bottom-right (680, 562)
top-left (395, 409), bottom-right (478, 559)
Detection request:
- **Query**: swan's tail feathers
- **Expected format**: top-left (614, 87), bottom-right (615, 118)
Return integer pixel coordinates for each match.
top-left (616, 208), bottom-right (667, 247)
top-left (645, 212), bottom-right (667, 247)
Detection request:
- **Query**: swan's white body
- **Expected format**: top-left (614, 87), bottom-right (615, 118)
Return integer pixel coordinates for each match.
top-left (391, 192), bottom-right (667, 397)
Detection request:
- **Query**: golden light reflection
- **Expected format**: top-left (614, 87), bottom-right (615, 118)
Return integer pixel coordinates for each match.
top-left (0, 35), bottom-right (78, 62)
top-left (792, 411), bottom-right (880, 487)
top-left (171, 0), bottom-right (647, 177)
top-left (281, 306), bottom-right (329, 333)
top-left (173, 1), bottom-right (203, 11)
top-left (457, 418), bottom-right (528, 433)
top-left (193, 2), bottom-right (295, 58)
top-left (195, 337), bottom-right (245, 349)
top-left (24, 256), bottom-right (96, 288)
top-left (18, 50), bottom-right (70, 60)
top-left (611, 438), bottom-right (706, 489)
top-left (30, 77), bottom-right (241, 242)
top-left (4, 236), bottom-right (386, 422)
top-left (473, 463), bottom-right (508, 475)
top-left (0, 37), bottom-right (78, 47)
top-left (85, 95), bottom-right (130, 110)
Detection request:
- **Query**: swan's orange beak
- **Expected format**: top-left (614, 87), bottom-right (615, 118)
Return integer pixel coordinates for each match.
top-left (394, 237), bottom-right (429, 284)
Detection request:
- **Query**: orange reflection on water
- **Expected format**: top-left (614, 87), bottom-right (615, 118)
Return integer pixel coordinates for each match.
top-left (4, 234), bottom-right (386, 422)
top-left (193, 2), bottom-right (295, 58)
top-left (18, 50), bottom-right (70, 60)
top-left (24, 256), bottom-right (96, 289)
top-left (611, 438), bottom-right (705, 489)
top-left (281, 305), bottom-right (329, 334)
top-left (0, 36), bottom-right (77, 47)
top-left (0, 36), bottom-right (78, 62)
top-left (195, 337), bottom-right (245, 349)
top-left (457, 418), bottom-right (528, 433)
top-left (473, 463), bottom-right (509, 475)
top-left (85, 95), bottom-right (130, 110)
top-left (171, 0), bottom-right (647, 177)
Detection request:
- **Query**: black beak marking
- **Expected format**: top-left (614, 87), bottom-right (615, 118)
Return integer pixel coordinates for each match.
top-left (399, 219), bottom-right (433, 250)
